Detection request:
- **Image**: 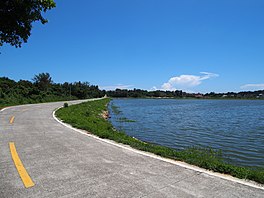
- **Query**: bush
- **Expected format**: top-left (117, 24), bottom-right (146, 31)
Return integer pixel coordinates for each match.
top-left (64, 103), bottom-right (69, 108)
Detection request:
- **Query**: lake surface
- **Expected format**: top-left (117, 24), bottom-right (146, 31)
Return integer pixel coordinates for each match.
top-left (109, 99), bottom-right (264, 168)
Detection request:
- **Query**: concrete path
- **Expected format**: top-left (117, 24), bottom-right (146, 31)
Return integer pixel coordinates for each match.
top-left (0, 99), bottom-right (263, 197)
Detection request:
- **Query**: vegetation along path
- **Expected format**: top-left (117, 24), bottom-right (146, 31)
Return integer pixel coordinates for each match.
top-left (0, 99), bottom-right (263, 197)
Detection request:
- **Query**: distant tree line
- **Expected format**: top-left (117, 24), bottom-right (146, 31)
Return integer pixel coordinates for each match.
top-left (1, 73), bottom-right (264, 107)
top-left (106, 89), bottom-right (187, 98)
top-left (204, 91), bottom-right (264, 99)
top-left (106, 89), bottom-right (264, 99)
top-left (0, 73), bottom-right (105, 107)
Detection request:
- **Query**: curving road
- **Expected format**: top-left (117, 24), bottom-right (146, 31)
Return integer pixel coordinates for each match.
top-left (0, 99), bottom-right (264, 197)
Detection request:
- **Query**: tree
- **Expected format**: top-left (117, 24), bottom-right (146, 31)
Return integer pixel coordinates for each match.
top-left (33, 72), bottom-right (52, 91)
top-left (0, 0), bottom-right (56, 48)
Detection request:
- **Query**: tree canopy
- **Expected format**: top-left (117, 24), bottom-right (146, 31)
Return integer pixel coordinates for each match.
top-left (0, 0), bottom-right (56, 48)
top-left (33, 72), bottom-right (52, 91)
top-left (0, 73), bottom-right (105, 107)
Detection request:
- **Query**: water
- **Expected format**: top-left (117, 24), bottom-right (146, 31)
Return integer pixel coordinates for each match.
top-left (109, 99), bottom-right (264, 168)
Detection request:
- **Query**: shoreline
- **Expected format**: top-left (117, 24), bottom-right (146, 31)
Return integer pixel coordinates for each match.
top-left (53, 107), bottom-right (264, 190)
top-left (108, 98), bottom-right (264, 169)
top-left (111, 97), bottom-right (264, 101)
top-left (55, 98), bottom-right (264, 185)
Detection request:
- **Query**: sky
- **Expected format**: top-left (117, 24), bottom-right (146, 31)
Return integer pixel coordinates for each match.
top-left (1, 0), bottom-right (264, 93)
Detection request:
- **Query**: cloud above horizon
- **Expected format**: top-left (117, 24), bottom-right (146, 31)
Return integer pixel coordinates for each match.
top-left (161, 72), bottom-right (219, 91)
top-left (240, 83), bottom-right (264, 91)
top-left (100, 84), bottom-right (134, 90)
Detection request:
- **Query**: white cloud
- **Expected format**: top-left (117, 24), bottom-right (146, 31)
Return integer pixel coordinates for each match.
top-left (150, 86), bottom-right (157, 91)
top-left (240, 84), bottom-right (264, 90)
top-left (100, 84), bottom-right (134, 90)
top-left (161, 72), bottom-right (219, 91)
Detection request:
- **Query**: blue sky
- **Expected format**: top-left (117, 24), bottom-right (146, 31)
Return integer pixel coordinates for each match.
top-left (1, 0), bottom-right (264, 93)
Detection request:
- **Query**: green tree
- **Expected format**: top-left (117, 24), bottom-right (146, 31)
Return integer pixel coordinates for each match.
top-left (0, 0), bottom-right (56, 47)
top-left (33, 72), bottom-right (52, 91)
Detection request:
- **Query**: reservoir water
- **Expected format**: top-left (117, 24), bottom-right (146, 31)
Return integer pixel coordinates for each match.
top-left (109, 99), bottom-right (264, 168)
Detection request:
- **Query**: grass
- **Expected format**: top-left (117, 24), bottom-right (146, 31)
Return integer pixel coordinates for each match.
top-left (117, 117), bottom-right (136, 122)
top-left (55, 98), bottom-right (264, 185)
top-left (111, 103), bottom-right (121, 115)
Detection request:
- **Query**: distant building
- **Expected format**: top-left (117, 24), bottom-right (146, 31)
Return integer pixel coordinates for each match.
top-left (194, 94), bottom-right (204, 98)
top-left (257, 94), bottom-right (264, 98)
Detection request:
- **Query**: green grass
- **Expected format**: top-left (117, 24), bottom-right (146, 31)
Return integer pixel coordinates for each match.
top-left (111, 103), bottom-right (121, 115)
top-left (55, 98), bottom-right (264, 184)
top-left (117, 117), bottom-right (136, 122)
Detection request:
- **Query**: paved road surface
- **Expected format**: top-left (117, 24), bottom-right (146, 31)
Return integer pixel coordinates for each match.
top-left (0, 99), bottom-right (263, 197)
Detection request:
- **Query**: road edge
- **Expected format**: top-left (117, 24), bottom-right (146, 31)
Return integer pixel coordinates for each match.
top-left (0, 107), bottom-right (10, 112)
